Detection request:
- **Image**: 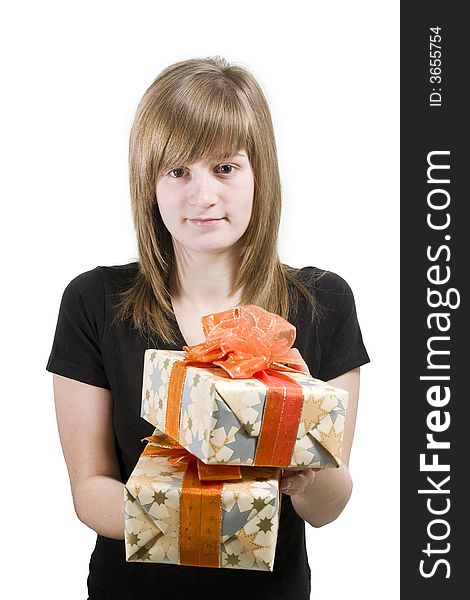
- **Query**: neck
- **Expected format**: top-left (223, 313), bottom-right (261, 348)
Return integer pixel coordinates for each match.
top-left (170, 246), bottom-right (243, 311)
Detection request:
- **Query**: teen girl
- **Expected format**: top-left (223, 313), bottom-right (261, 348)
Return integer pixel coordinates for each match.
top-left (47, 55), bottom-right (370, 600)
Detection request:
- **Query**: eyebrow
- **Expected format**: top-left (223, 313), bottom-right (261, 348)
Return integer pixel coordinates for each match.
top-left (210, 152), bottom-right (246, 162)
top-left (175, 153), bottom-right (247, 168)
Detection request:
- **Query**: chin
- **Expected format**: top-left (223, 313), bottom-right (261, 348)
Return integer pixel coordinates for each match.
top-left (191, 239), bottom-right (238, 253)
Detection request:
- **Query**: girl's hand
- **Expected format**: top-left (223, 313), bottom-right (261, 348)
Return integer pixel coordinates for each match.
top-left (280, 467), bottom-right (319, 496)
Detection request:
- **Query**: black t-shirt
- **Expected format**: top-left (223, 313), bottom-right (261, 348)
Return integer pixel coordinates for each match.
top-left (46, 262), bottom-right (370, 600)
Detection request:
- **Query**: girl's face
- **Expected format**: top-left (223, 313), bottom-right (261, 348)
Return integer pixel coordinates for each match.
top-left (156, 151), bottom-right (254, 256)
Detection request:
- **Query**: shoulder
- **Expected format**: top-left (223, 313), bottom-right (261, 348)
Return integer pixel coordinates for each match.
top-left (58, 267), bottom-right (104, 313)
top-left (295, 264), bottom-right (352, 290)
top-left (99, 261), bottom-right (140, 294)
top-left (286, 264), bottom-right (356, 307)
top-left (99, 261), bottom-right (140, 279)
top-left (286, 264), bottom-right (363, 341)
top-left (60, 262), bottom-right (140, 313)
top-left (289, 266), bottom-right (370, 379)
top-left (64, 262), bottom-right (139, 293)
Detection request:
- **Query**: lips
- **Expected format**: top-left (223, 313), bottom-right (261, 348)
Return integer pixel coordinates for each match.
top-left (188, 217), bottom-right (225, 225)
top-left (189, 217), bottom-right (223, 221)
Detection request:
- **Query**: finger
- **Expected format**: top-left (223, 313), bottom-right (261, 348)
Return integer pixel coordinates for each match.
top-left (281, 485), bottom-right (307, 496)
top-left (280, 471), bottom-right (316, 494)
top-left (280, 473), bottom-right (302, 491)
top-left (280, 477), bottom-right (295, 492)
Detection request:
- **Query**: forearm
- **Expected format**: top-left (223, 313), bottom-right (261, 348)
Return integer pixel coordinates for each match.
top-left (290, 463), bottom-right (353, 527)
top-left (73, 475), bottom-right (125, 540)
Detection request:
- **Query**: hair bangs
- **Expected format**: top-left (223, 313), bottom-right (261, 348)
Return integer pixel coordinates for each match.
top-left (157, 86), bottom-right (251, 178)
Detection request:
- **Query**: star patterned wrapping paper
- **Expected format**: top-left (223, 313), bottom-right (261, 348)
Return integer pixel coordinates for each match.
top-left (124, 436), bottom-right (281, 570)
top-left (141, 349), bottom-right (348, 469)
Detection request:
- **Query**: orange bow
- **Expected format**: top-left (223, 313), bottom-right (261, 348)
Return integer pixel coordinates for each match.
top-left (183, 305), bottom-right (309, 378)
top-left (142, 434), bottom-right (242, 481)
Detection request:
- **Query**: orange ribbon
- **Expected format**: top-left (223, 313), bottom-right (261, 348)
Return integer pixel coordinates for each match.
top-left (142, 434), bottom-right (242, 481)
top-left (165, 304), bottom-right (309, 467)
top-left (141, 434), bottom-right (241, 567)
top-left (253, 369), bottom-right (304, 466)
top-left (183, 305), bottom-right (309, 378)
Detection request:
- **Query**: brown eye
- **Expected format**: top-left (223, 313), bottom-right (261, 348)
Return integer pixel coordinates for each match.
top-left (169, 168), bottom-right (186, 178)
top-left (218, 164), bottom-right (234, 174)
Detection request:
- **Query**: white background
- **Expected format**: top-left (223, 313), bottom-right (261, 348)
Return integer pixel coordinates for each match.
top-left (1, 1), bottom-right (399, 598)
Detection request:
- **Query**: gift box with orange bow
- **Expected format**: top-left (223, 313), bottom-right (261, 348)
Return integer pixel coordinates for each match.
top-left (141, 305), bottom-right (348, 469)
top-left (124, 432), bottom-right (281, 570)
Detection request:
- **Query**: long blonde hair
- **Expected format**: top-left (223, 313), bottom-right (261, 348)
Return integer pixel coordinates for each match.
top-left (113, 56), bottom-right (319, 344)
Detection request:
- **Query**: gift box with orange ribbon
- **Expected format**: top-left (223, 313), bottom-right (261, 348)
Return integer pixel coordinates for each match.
top-left (141, 305), bottom-right (348, 469)
top-left (124, 432), bottom-right (281, 570)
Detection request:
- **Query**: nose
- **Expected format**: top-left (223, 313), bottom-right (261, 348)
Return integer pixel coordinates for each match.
top-left (187, 168), bottom-right (217, 207)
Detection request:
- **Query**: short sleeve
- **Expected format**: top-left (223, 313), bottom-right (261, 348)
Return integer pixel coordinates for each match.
top-left (45, 267), bottom-right (111, 389)
top-left (314, 270), bottom-right (370, 381)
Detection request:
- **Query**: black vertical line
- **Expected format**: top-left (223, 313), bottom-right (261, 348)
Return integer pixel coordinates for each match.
top-left (401, 3), bottom-right (466, 596)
